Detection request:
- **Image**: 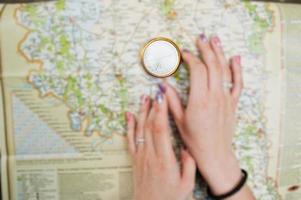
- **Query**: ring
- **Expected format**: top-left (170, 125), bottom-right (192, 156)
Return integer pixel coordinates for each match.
top-left (222, 81), bottom-right (233, 90)
top-left (135, 137), bottom-right (146, 145)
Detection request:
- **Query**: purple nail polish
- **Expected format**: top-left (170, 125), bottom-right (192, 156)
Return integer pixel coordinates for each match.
top-left (182, 49), bottom-right (190, 53)
top-left (200, 33), bottom-right (208, 42)
top-left (158, 83), bottom-right (166, 93)
top-left (155, 91), bottom-right (163, 103)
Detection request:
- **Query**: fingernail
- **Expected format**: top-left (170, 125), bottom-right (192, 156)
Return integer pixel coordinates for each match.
top-left (233, 55), bottom-right (241, 64)
top-left (155, 91), bottom-right (163, 104)
top-left (140, 94), bottom-right (149, 104)
top-left (125, 112), bottom-right (131, 122)
top-left (140, 95), bottom-right (145, 104)
top-left (212, 36), bottom-right (221, 47)
top-left (200, 33), bottom-right (208, 42)
top-left (182, 49), bottom-right (190, 53)
top-left (158, 83), bottom-right (166, 93)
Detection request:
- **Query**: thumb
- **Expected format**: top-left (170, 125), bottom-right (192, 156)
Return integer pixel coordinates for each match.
top-left (181, 149), bottom-right (196, 191)
top-left (162, 82), bottom-right (185, 133)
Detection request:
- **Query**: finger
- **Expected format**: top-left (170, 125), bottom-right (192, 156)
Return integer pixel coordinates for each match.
top-left (135, 95), bottom-right (151, 151)
top-left (125, 112), bottom-right (136, 155)
top-left (210, 36), bottom-right (232, 93)
top-left (163, 82), bottom-right (185, 133)
top-left (196, 33), bottom-right (222, 92)
top-left (180, 149), bottom-right (196, 190)
top-left (230, 55), bottom-right (244, 104)
top-left (148, 90), bottom-right (175, 159)
top-left (181, 50), bottom-right (208, 99)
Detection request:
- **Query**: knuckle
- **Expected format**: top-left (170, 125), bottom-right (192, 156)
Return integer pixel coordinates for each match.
top-left (152, 120), bottom-right (165, 133)
top-left (136, 123), bottom-right (143, 133)
top-left (142, 159), bottom-right (151, 171)
top-left (190, 59), bottom-right (202, 68)
top-left (139, 107), bottom-right (146, 115)
top-left (197, 99), bottom-right (209, 108)
top-left (154, 103), bottom-right (162, 112)
top-left (157, 156), bottom-right (168, 168)
top-left (224, 66), bottom-right (231, 74)
top-left (210, 89), bottom-right (223, 99)
top-left (234, 64), bottom-right (241, 72)
top-left (209, 92), bottom-right (225, 107)
top-left (127, 124), bottom-right (134, 132)
top-left (217, 95), bottom-right (226, 106)
top-left (200, 100), bottom-right (209, 109)
top-left (215, 66), bottom-right (222, 75)
top-left (145, 121), bottom-right (152, 130)
top-left (204, 52), bottom-right (216, 62)
top-left (189, 95), bottom-right (207, 108)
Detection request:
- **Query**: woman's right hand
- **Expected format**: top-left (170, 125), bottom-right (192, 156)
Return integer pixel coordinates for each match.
top-left (164, 34), bottom-right (255, 199)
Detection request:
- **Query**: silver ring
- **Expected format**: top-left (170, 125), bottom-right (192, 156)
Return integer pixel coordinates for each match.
top-left (135, 137), bottom-right (146, 145)
top-left (222, 81), bottom-right (233, 90)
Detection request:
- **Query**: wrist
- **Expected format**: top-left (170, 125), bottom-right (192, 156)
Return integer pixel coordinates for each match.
top-left (196, 150), bottom-right (242, 195)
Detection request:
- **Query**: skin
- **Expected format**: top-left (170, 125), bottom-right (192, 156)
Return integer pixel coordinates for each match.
top-left (126, 94), bottom-right (196, 200)
top-left (126, 34), bottom-right (256, 200)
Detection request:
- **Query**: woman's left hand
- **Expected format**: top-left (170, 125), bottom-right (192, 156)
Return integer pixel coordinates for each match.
top-left (125, 90), bottom-right (196, 200)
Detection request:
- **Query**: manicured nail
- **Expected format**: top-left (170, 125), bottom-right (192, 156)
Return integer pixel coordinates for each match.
top-left (158, 83), bottom-right (166, 93)
top-left (140, 94), bottom-right (148, 104)
top-left (155, 91), bottom-right (163, 103)
top-left (125, 112), bottom-right (131, 122)
top-left (140, 95), bottom-right (145, 104)
top-left (145, 95), bottom-right (149, 103)
top-left (200, 33), bottom-right (208, 42)
top-left (212, 36), bottom-right (221, 47)
top-left (233, 55), bottom-right (241, 64)
top-left (182, 49), bottom-right (190, 53)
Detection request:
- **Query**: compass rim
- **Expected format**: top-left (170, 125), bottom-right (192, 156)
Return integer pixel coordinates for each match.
top-left (140, 37), bottom-right (181, 78)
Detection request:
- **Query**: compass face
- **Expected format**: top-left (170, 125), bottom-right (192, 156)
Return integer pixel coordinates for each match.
top-left (141, 38), bottom-right (181, 77)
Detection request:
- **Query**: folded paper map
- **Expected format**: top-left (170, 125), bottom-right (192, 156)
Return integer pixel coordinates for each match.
top-left (0, 0), bottom-right (301, 199)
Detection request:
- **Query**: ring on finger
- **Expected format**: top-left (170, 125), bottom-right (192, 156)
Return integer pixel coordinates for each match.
top-left (135, 137), bottom-right (146, 145)
top-left (222, 81), bottom-right (233, 90)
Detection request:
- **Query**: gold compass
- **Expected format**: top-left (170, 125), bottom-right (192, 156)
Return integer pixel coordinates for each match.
top-left (140, 37), bottom-right (181, 78)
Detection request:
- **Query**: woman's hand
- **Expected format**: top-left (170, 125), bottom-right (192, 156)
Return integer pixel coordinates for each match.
top-left (164, 34), bottom-right (255, 199)
top-left (125, 91), bottom-right (196, 200)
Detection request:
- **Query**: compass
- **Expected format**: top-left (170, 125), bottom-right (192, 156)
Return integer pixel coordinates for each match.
top-left (140, 37), bottom-right (181, 78)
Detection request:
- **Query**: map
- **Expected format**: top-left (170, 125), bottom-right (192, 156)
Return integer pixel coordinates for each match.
top-left (1, 0), bottom-right (301, 200)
